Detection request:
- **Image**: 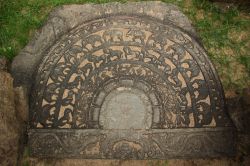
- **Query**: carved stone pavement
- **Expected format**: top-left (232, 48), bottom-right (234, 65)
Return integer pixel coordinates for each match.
top-left (11, 1), bottom-right (236, 159)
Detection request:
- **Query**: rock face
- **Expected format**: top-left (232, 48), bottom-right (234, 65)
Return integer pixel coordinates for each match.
top-left (11, 1), bottom-right (236, 160)
top-left (227, 87), bottom-right (250, 157)
top-left (0, 57), bottom-right (19, 166)
top-left (0, 57), bottom-right (28, 166)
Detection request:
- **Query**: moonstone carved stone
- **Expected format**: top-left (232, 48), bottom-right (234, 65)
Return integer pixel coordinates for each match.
top-left (11, 1), bottom-right (236, 159)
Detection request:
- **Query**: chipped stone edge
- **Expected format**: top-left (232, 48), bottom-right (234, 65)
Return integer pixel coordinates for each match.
top-left (11, 1), bottom-right (196, 93)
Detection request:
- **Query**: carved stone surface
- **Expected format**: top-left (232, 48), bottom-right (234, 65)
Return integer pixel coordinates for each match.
top-left (11, 1), bottom-right (236, 159)
top-left (29, 128), bottom-right (236, 159)
top-left (11, 1), bottom-right (197, 91)
top-left (30, 15), bottom-right (232, 129)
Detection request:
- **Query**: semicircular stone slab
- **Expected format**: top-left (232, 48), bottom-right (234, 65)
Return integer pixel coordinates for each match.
top-left (12, 2), bottom-right (236, 159)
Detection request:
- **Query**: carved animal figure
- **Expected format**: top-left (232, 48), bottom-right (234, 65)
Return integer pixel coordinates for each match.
top-left (82, 35), bottom-right (103, 50)
top-left (126, 29), bottom-right (146, 43)
top-left (103, 29), bottom-right (123, 42)
top-left (103, 48), bottom-right (123, 62)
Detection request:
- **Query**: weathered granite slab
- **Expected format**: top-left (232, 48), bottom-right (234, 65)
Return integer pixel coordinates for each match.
top-left (11, 1), bottom-right (236, 159)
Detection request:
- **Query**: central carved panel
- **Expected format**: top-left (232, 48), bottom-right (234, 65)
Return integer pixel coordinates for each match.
top-left (99, 86), bottom-right (152, 129)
